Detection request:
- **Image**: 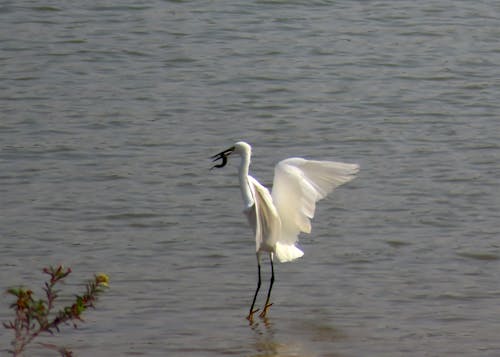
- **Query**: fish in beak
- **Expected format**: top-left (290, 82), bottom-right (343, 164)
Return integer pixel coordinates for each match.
top-left (210, 146), bottom-right (235, 170)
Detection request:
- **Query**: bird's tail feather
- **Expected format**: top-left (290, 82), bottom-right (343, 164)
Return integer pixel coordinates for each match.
top-left (275, 242), bottom-right (304, 262)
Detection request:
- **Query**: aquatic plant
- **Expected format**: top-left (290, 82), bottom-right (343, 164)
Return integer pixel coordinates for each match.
top-left (3, 265), bottom-right (109, 356)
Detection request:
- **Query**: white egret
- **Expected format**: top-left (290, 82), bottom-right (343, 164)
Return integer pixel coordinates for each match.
top-left (211, 141), bottom-right (359, 321)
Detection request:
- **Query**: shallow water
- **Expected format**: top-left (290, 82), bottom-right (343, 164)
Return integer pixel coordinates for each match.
top-left (1, 1), bottom-right (500, 356)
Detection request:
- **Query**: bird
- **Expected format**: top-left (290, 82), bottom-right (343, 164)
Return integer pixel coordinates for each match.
top-left (211, 141), bottom-right (359, 322)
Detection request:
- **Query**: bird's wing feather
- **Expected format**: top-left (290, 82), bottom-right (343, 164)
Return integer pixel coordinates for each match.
top-left (245, 176), bottom-right (281, 252)
top-left (271, 158), bottom-right (359, 245)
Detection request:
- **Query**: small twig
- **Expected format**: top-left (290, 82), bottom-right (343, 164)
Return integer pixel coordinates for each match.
top-left (3, 265), bottom-right (109, 356)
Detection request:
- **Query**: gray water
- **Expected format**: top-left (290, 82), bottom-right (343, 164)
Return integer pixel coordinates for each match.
top-left (1, 1), bottom-right (500, 356)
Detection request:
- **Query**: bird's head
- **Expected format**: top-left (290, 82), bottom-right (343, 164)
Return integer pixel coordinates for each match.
top-left (210, 141), bottom-right (251, 169)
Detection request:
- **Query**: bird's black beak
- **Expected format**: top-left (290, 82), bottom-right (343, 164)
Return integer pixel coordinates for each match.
top-left (210, 146), bottom-right (235, 170)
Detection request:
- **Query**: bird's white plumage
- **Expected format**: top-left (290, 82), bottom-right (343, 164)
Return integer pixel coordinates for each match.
top-left (271, 158), bottom-right (360, 258)
top-left (229, 142), bottom-right (359, 263)
top-left (244, 175), bottom-right (281, 254)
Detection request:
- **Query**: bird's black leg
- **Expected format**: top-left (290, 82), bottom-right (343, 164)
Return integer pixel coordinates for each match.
top-left (259, 252), bottom-right (274, 318)
top-left (247, 253), bottom-right (261, 322)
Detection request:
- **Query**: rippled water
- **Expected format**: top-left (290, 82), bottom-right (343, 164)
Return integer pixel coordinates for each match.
top-left (1, 1), bottom-right (500, 356)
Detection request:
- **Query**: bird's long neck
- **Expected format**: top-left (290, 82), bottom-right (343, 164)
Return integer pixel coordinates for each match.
top-left (238, 150), bottom-right (254, 209)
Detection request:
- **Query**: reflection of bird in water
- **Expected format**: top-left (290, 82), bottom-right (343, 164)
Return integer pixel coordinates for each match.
top-left (249, 315), bottom-right (280, 356)
top-left (211, 141), bottom-right (359, 322)
top-left (250, 317), bottom-right (339, 357)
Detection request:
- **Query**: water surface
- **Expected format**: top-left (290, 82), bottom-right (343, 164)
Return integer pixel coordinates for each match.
top-left (1, 1), bottom-right (500, 356)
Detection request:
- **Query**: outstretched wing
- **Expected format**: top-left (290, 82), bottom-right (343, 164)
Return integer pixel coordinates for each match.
top-left (245, 176), bottom-right (281, 253)
top-left (271, 158), bottom-right (359, 246)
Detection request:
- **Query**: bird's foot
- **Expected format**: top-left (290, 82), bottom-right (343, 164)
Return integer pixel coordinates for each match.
top-left (258, 303), bottom-right (273, 318)
top-left (246, 308), bottom-right (260, 323)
